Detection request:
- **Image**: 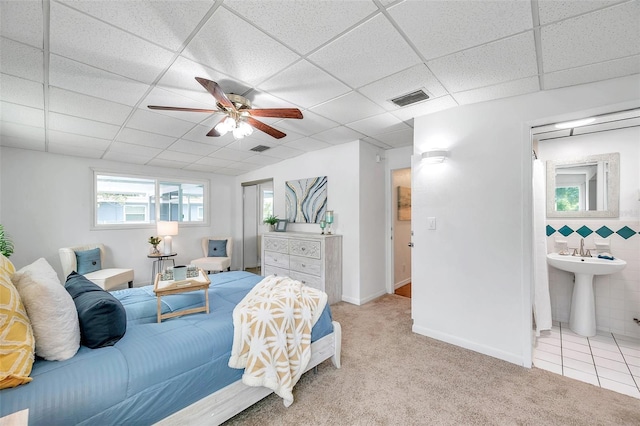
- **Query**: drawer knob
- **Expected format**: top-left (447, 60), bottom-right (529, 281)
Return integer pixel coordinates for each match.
top-left (302, 264), bottom-right (306, 267)
top-left (301, 247), bottom-right (306, 251)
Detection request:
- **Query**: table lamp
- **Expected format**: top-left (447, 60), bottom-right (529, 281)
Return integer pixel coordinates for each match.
top-left (157, 221), bottom-right (178, 255)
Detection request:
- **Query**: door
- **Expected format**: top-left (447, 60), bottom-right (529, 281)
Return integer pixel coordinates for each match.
top-left (392, 168), bottom-right (412, 297)
top-left (242, 179), bottom-right (274, 273)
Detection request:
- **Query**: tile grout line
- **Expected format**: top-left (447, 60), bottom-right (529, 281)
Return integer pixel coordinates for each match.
top-left (586, 335), bottom-right (602, 387)
top-left (612, 333), bottom-right (640, 392)
top-left (559, 323), bottom-right (565, 376)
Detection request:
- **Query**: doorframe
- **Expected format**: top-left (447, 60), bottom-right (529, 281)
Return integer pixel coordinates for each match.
top-left (385, 157), bottom-right (412, 295)
top-left (241, 178), bottom-right (273, 272)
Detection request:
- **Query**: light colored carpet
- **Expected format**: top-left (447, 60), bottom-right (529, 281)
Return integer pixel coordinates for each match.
top-left (223, 294), bottom-right (640, 425)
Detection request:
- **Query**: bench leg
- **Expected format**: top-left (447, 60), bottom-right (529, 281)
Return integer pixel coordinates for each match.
top-left (128, 281), bottom-right (133, 288)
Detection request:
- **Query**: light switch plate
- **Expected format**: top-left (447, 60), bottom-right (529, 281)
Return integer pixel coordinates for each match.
top-left (427, 217), bottom-right (436, 230)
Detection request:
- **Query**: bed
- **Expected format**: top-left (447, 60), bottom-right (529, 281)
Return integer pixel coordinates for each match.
top-left (0, 271), bottom-right (341, 425)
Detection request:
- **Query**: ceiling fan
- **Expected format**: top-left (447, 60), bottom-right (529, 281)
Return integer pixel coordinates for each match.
top-left (148, 77), bottom-right (303, 139)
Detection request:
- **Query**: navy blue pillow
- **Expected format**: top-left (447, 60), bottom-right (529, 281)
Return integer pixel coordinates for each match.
top-left (75, 248), bottom-right (101, 275)
top-left (65, 272), bottom-right (126, 349)
top-left (208, 239), bottom-right (227, 257)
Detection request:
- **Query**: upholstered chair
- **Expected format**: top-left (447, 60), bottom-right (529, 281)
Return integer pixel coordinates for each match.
top-left (59, 243), bottom-right (134, 291)
top-left (190, 237), bottom-right (233, 274)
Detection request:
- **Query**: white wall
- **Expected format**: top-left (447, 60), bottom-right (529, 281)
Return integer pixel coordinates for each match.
top-left (539, 126), bottom-right (640, 338)
top-left (0, 147), bottom-right (236, 285)
top-left (234, 140), bottom-right (387, 304)
top-left (411, 74), bottom-right (640, 366)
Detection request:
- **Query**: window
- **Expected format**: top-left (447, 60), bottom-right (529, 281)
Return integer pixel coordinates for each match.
top-left (555, 186), bottom-right (580, 211)
top-left (95, 173), bottom-right (207, 228)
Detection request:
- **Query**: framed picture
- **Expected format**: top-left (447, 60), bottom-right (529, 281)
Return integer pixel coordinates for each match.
top-left (274, 219), bottom-right (288, 232)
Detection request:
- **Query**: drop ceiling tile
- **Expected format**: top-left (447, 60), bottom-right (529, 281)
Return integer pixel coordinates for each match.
top-left (156, 150), bottom-right (202, 164)
top-left (312, 126), bottom-right (364, 145)
top-left (49, 112), bottom-right (120, 140)
top-left (258, 60), bottom-right (351, 109)
top-left (48, 143), bottom-right (104, 159)
top-left (126, 109), bottom-right (196, 138)
top-left (453, 76), bottom-right (540, 105)
top-left (182, 124), bottom-right (233, 146)
top-left (225, 0), bottom-right (376, 54)
top-left (50, 2), bottom-right (175, 83)
top-left (283, 137), bottom-right (332, 152)
top-left (209, 147), bottom-right (254, 161)
top-left (147, 158), bottom-right (190, 169)
top-left (241, 153), bottom-right (283, 166)
top-left (49, 55), bottom-right (150, 106)
top-left (373, 128), bottom-right (414, 147)
top-left (224, 161), bottom-right (262, 172)
top-left (107, 141), bottom-right (162, 157)
top-left (362, 136), bottom-right (392, 150)
top-left (358, 64), bottom-right (448, 111)
top-left (0, 134), bottom-right (44, 151)
top-left (49, 88), bottom-right (133, 125)
top-left (167, 139), bottom-right (218, 156)
top-left (541, 2), bottom-right (640, 73)
top-left (308, 14), bottom-right (421, 88)
top-left (0, 74), bottom-right (43, 108)
top-left (102, 151), bottom-right (154, 165)
top-left (428, 32), bottom-right (538, 92)
top-left (0, 0), bottom-right (43, 48)
top-left (59, 0), bottom-right (215, 51)
top-left (261, 145), bottom-right (304, 160)
top-left (347, 113), bottom-right (411, 136)
top-left (244, 89), bottom-right (302, 109)
top-left (0, 122), bottom-right (45, 146)
top-left (184, 7), bottom-right (299, 86)
top-left (276, 110), bottom-right (339, 136)
top-left (537, 0), bottom-right (621, 25)
top-left (183, 163), bottom-right (220, 173)
top-left (0, 102), bottom-right (44, 127)
top-left (141, 87), bottom-right (217, 124)
top-left (194, 156), bottom-right (235, 168)
top-left (389, 0), bottom-right (532, 60)
top-left (48, 130), bottom-right (111, 151)
top-left (544, 55), bottom-right (640, 90)
top-left (116, 127), bottom-right (177, 149)
top-left (157, 57), bottom-right (246, 105)
top-left (390, 96), bottom-right (458, 122)
top-left (310, 92), bottom-right (385, 124)
top-left (212, 168), bottom-right (244, 176)
top-left (0, 38), bottom-right (43, 82)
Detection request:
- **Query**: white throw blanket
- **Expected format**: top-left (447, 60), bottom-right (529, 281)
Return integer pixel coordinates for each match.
top-left (228, 275), bottom-right (328, 407)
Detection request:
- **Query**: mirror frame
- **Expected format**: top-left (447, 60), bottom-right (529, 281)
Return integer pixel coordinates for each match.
top-left (546, 152), bottom-right (620, 218)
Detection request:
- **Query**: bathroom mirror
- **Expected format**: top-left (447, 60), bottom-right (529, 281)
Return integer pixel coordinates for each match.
top-left (546, 152), bottom-right (619, 218)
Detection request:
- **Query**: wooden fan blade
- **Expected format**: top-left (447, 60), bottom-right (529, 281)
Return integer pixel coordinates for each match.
top-left (246, 117), bottom-right (286, 139)
top-left (195, 77), bottom-right (236, 111)
top-left (206, 127), bottom-right (221, 137)
top-left (148, 105), bottom-right (220, 113)
top-left (245, 108), bottom-right (303, 119)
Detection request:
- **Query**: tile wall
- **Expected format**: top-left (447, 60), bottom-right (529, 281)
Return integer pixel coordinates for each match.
top-left (546, 219), bottom-right (640, 339)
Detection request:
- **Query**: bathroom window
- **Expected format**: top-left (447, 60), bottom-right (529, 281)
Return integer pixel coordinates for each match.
top-left (555, 186), bottom-right (580, 211)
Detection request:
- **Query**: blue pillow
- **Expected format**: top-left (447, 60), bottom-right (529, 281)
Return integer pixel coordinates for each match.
top-left (75, 248), bottom-right (101, 275)
top-left (65, 272), bottom-right (126, 348)
top-left (208, 239), bottom-right (227, 257)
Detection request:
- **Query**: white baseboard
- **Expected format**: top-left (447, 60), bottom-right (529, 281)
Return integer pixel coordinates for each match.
top-left (412, 324), bottom-right (526, 367)
top-left (394, 278), bottom-right (411, 290)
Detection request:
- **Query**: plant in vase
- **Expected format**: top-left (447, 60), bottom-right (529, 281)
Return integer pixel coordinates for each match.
top-left (263, 215), bottom-right (279, 232)
top-left (0, 224), bottom-right (14, 258)
top-left (148, 236), bottom-right (162, 255)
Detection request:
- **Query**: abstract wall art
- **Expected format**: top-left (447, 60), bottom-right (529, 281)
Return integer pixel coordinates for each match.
top-left (285, 176), bottom-right (327, 223)
top-left (397, 186), bottom-right (411, 221)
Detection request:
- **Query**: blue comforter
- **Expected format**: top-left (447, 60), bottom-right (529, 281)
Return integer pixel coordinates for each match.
top-left (0, 271), bottom-right (334, 425)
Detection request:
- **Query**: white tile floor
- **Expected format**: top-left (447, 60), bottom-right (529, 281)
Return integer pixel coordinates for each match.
top-left (534, 322), bottom-right (640, 399)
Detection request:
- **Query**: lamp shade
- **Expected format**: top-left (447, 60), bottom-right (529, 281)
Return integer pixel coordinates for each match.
top-left (421, 150), bottom-right (449, 164)
top-left (157, 221), bottom-right (178, 236)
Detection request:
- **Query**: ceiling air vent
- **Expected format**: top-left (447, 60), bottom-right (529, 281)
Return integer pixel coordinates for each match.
top-left (390, 89), bottom-right (430, 107)
top-left (250, 145), bottom-right (271, 152)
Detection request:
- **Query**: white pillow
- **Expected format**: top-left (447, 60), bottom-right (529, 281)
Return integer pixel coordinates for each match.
top-left (11, 258), bottom-right (80, 361)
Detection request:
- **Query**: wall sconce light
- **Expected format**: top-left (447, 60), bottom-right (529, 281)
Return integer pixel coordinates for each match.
top-left (421, 150), bottom-right (450, 164)
top-left (157, 221), bottom-right (178, 255)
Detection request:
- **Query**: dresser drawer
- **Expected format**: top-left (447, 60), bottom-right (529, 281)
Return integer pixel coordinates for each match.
top-left (289, 239), bottom-right (321, 259)
top-left (263, 265), bottom-right (290, 278)
top-left (289, 255), bottom-right (322, 276)
top-left (263, 237), bottom-right (288, 254)
top-left (264, 251), bottom-right (290, 269)
top-left (289, 271), bottom-right (323, 291)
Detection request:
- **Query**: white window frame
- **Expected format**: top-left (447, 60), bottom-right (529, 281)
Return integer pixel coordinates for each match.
top-left (92, 170), bottom-right (209, 230)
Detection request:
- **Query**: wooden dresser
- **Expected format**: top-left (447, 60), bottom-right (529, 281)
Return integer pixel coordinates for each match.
top-left (261, 232), bottom-right (342, 304)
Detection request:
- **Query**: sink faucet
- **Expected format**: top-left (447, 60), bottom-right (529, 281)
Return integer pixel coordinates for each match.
top-left (572, 238), bottom-right (591, 257)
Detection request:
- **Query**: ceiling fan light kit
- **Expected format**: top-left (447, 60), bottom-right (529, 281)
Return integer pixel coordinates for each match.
top-left (148, 77), bottom-right (302, 140)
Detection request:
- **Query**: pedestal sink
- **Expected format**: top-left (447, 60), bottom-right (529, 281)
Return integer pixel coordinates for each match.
top-left (547, 253), bottom-right (626, 337)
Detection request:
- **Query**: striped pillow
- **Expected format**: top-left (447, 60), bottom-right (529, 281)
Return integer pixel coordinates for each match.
top-left (0, 254), bottom-right (34, 389)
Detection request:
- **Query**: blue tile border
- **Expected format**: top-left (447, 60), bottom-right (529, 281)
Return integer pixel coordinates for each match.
top-left (545, 224), bottom-right (637, 239)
